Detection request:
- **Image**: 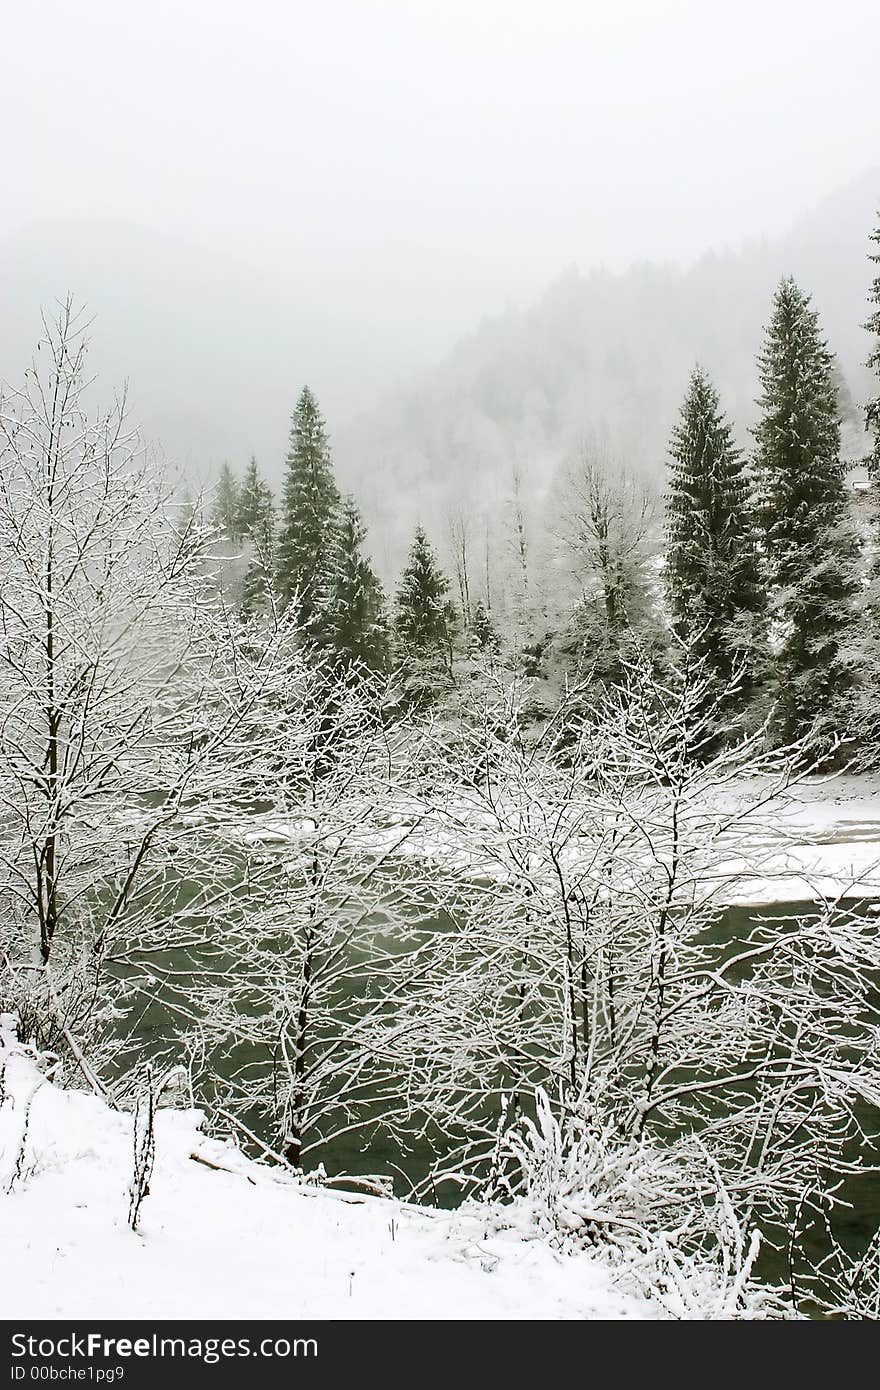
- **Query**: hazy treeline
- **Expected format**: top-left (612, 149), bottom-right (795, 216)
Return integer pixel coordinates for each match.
top-left (330, 172), bottom-right (877, 575)
top-left (208, 203), bottom-right (880, 758)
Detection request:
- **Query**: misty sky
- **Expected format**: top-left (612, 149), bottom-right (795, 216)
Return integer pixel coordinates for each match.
top-left (4, 0), bottom-right (879, 351)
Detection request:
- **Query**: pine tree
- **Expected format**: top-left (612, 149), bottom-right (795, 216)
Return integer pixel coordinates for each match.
top-left (753, 277), bottom-right (858, 744)
top-left (213, 462), bottom-right (240, 537)
top-left (665, 368), bottom-right (765, 704)
top-left (470, 599), bottom-right (499, 654)
top-left (237, 455), bottom-right (275, 538)
top-left (867, 210), bottom-right (880, 478)
top-left (394, 526), bottom-right (454, 655)
top-left (326, 497), bottom-right (387, 670)
top-left (275, 387), bottom-right (340, 637)
top-left (231, 456), bottom-right (276, 619)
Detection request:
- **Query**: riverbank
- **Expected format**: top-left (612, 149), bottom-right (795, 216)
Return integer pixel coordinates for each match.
top-left (244, 768), bottom-right (880, 910)
top-left (8, 773), bottom-right (872, 1322)
top-left (710, 771), bottom-right (880, 904)
top-left (0, 1019), bottom-right (653, 1321)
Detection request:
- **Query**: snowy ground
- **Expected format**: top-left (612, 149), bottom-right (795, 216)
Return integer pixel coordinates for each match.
top-left (709, 771), bottom-right (880, 905)
top-left (244, 770), bottom-right (880, 909)
top-left (0, 1021), bottom-right (651, 1321)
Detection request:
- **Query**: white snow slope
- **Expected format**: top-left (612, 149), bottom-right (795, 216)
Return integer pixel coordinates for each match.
top-left (711, 772), bottom-right (880, 905)
top-left (0, 1021), bottom-right (650, 1321)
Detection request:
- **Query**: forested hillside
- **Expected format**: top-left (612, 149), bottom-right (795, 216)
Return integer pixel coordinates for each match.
top-left (336, 169), bottom-right (878, 578)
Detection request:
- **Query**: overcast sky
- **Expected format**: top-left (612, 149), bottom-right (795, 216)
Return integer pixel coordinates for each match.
top-left (3, 0), bottom-right (879, 381)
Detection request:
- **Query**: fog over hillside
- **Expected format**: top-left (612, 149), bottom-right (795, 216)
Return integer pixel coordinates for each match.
top-left (335, 169), bottom-right (880, 578)
top-left (0, 171), bottom-right (877, 582)
top-left (0, 220), bottom-right (427, 483)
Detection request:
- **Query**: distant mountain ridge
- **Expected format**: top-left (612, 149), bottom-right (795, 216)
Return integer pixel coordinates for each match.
top-left (335, 169), bottom-right (880, 578)
top-left (0, 170), bottom-right (877, 583)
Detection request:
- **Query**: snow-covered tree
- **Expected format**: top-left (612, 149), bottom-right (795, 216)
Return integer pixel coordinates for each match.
top-left (235, 456), bottom-right (276, 620)
top-left (393, 525), bottom-right (455, 663)
top-left (236, 455), bottom-right (275, 539)
top-left (381, 652), bottom-right (879, 1308)
top-left (275, 387), bottom-right (340, 638)
top-left (850, 213), bottom-right (880, 761)
top-left (391, 525), bottom-right (458, 709)
top-left (753, 277), bottom-right (859, 744)
top-left (0, 304), bottom-right (304, 1088)
top-left (665, 368), bottom-right (765, 716)
top-left (446, 506), bottom-right (473, 630)
top-left (325, 497), bottom-right (387, 671)
top-left (212, 462), bottom-right (240, 538)
top-left (550, 442), bottom-right (658, 700)
top-left (469, 598), bottom-right (498, 654)
top-left (184, 670), bottom-right (440, 1175)
top-left (501, 464), bottom-right (554, 675)
top-left (866, 209), bottom-right (880, 479)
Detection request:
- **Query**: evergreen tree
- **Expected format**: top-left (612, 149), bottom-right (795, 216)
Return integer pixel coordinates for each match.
top-left (867, 210), bottom-right (880, 479)
top-left (665, 368), bottom-right (765, 704)
top-left (393, 526), bottom-right (454, 656)
top-left (850, 211), bottom-right (880, 762)
top-left (213, 462), bottom-right (240, 537)
top-left (470, 598), bottom-right (499, 655)
top-left (240, 509), bottom-right (276, 621)
top-left (275, 387), bottom-right (340, 637)
top-left (753, 277), bottom-right (858, 744)
top-left (392, 527), bottom-right (458, 710)
top-left (326, 497), bottom-right (387, 670)
top-left (237, 455), bottom-right (275, 538)
top-left (232, 456), bottom-right (276, 620)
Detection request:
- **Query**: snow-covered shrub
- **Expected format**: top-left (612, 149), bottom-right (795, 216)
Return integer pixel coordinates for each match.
top-left (383, 654), bottom-right (879, 1309)
top-left (485, 1087), bottom-right (785, 1319)
top-left (180, 674), bottom-right (447, 1176)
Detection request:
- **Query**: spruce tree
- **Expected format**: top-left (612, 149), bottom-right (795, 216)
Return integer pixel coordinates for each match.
top-left (867, 210), bottom-right (880, 478)
top-left (665, 368), bottom-right (765, 703)
top-left (232, 456), bottom-right (276, 619)
top-left (753, 277), bottom-right (858, 744)
top-left (326, 497), bottom-right (387, 670)
top-left (393, 526), bottom-right (454, 655)
top-left (237, 455), bottom-right (275, 538)
top-left (213, 462), bottom-right (240, 537)
top-left (470, 599), bottom-right (499, 654)
top-left (275, 387), bottom-right (340, 638)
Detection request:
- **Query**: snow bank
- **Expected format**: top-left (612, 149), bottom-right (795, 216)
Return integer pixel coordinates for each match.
top-left (0, 1019), bottom-right (650, 1321)
top-left (245, 773), bottom-right (880, 910)
top-left (708, 772), bottom-right (880, 905)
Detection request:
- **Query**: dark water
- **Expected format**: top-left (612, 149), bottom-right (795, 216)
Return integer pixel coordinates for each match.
top-left (715, 900), bottom-right (880, 1300)
top-left (110, 855), bottom-right (453, 1191)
